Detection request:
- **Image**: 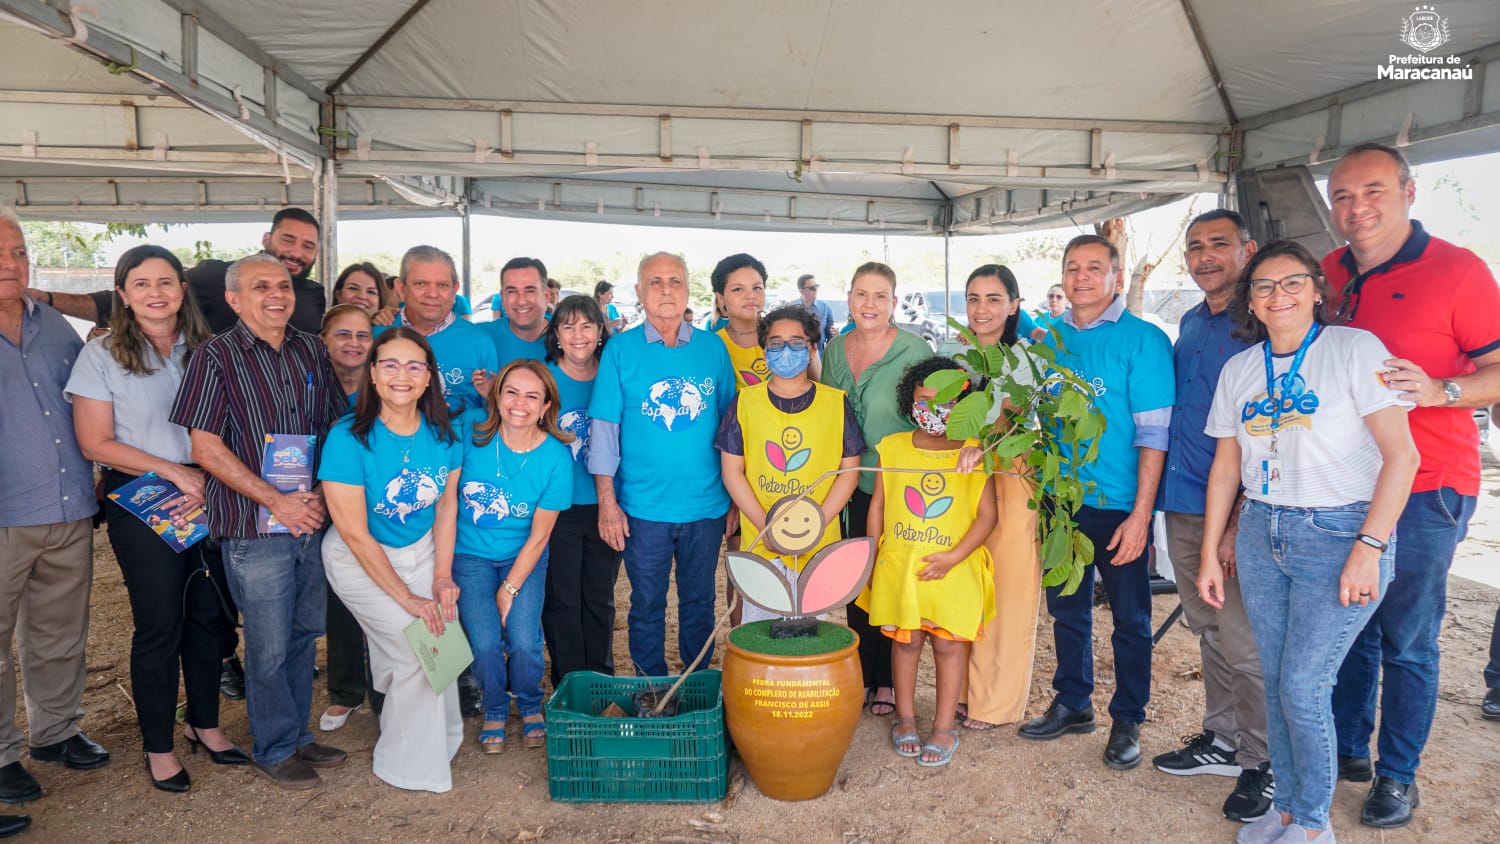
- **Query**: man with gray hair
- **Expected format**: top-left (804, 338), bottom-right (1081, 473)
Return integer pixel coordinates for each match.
top-left (170, 253), bottom-right (349, 790)
top-left (385, 245), bottom-right (498, 414)
top-left (0, 211), bottom-right (108, 823)
top-left (588, 252), bottom-right (735, 676)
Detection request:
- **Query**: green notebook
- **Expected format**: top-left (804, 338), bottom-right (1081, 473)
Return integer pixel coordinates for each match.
top-left (403, 617), bottom-right (474, 694)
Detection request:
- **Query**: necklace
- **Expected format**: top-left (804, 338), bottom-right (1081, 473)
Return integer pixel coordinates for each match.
top-left (727, 325), bottom-right (757, 338)
top-left (381, 416), bottom-right (420, 464)
top-left (495, 428), bottom-right (544, 480)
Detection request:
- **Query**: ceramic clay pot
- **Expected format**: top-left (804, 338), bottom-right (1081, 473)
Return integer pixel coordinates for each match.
top-left (722, 627), bottom-right (863, 801)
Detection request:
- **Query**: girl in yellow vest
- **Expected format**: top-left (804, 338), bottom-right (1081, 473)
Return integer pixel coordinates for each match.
top-left (712, 253), bottom-right (771, 391)
top-left (860, 356), bottom-right (997, 767)
top-left (716, 305), bottom-right (865, 623)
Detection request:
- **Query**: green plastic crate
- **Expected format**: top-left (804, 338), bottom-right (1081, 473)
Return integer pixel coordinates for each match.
top-left (545, 670), bottom-right (727, 803)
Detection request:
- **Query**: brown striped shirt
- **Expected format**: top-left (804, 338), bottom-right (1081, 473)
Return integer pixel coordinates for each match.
top-left (170, 320), bottom-right (346, 538)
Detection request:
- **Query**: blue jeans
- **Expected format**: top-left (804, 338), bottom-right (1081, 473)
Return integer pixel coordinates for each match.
top-left (221, 532), bottom-right (327, 765)
top-left (1332, 487), bottom-right (1474, 784)
top-left (1238, 500), bottom-right (1393, 830)
top-left (621, 516), bottom-right (722, 677)
top-left (1044, 506), bottom-right (1153, 723)
top-left (452, 551), bottom-right (549, 720)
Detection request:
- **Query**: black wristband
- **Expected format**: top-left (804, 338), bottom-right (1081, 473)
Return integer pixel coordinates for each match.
top-left (1355, 533), bottom-right (1388, 552)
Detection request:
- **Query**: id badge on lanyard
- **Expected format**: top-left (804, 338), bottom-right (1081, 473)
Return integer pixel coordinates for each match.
top-left (1261, 324), bottom-right (1319, 498)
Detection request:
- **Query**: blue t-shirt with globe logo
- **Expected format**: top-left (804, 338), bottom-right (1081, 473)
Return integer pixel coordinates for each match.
top-left (317, 416), bottom-right (461, 549)
top-left (454, 409), bottom-right (574, 561)
top-left (589, 325), bottom-right (735, 522)
top-left (378, 315), bottom-right (499, 415)
top-left (548, 361), bottom-right (598, 506)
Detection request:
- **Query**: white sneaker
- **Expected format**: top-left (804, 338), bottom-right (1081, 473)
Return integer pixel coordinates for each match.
top-left (319, 704), bottom-right (361, 731)
top-left (1274, 824), bottom-right (1334, 843)
top-left (1236, 811), bottom-right (1288, 844)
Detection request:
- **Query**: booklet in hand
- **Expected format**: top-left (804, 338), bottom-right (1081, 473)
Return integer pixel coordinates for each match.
top-left (107, 473), bottom-right (210, 552)
top-left (404, 616), bottom-right (474, 694)
top-left (258, 433), bottom-right (315, 534)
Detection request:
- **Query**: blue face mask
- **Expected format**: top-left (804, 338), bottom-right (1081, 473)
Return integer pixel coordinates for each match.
top-left (765, 343), bottom-right (811, 379)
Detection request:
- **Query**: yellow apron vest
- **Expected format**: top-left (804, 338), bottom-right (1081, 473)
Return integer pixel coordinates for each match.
top-left (736, 382), bottom-right (847, 568)
top-left (717, 327), bottom-right (770, 391)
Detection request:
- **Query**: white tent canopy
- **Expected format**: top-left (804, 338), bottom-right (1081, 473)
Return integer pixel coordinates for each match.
top-left (2, 0), bottom-right (1498, 249)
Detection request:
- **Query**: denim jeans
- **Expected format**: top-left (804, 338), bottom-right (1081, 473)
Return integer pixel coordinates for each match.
top-left (221, 532), bottom-right (327, 765)
top-left (1044, 505), bottom-right (1153, 723)
top-left (452, 551), bottom-right (549, 720)
top-left (1238, 500), bottom-right (1393, 830)
top-left (1332, 486), bottom-right (1475, 784)
top-left (621, 516), bottom-right (722, 677)
top-left (1487, 602), bottom-right (1500, 690)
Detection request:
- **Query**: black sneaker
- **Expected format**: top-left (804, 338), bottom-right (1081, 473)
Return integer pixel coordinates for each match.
top-left (1223, 763), bottom-right (1275, 822)
top-left (219, 657), bottom-right (245, 701)
top-left (1151, 731), bottom-right (1238, 777)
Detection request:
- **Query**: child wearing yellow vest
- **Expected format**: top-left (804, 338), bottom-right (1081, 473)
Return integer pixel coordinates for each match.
top-left (716, 306), bottom-right (865, 623)
top-left (860, 356), bottom-right (997, 767)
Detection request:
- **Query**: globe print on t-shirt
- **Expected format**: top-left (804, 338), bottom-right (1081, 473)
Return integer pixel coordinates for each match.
top-left (640, 377), bottom-right (715, 432)
top-left (373, 468), bottom-right (443, 524)
top-left (460, 480), bottom-right (530, 526)
top-left (558, 408), bottom-right (591, 463)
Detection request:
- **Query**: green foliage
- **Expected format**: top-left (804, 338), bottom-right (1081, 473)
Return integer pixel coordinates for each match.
top-left (926, 317), bottom-right (1109, 596)
top-left (170, 241), bottom-right (257, 266)
top-left (19, 220), bottom-right (106, 268)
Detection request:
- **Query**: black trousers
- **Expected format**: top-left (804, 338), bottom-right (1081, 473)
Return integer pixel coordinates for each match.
top-left (324, 585), bottom-right (376, 707)
top-left (104, 470), bottom-right (231, 753)
top-left (543, 504), bottom-right (623, 685)
top-left (843, 488), bottom-right (892, 690)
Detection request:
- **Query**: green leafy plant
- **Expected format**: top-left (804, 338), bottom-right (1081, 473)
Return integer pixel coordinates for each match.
top-left (925, 318), bottom-right (1108, 596)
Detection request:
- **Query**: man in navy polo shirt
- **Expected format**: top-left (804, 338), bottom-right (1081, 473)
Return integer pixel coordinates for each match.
top-left (1150, 210), bottom-right (1273, 823)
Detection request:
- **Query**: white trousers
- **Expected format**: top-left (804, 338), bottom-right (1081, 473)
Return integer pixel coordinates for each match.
top-left (323, 526), bottom-right (463, 793)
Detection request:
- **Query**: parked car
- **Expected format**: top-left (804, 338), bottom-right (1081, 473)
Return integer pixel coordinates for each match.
top-left (897, 289), bottom-right (966, 351)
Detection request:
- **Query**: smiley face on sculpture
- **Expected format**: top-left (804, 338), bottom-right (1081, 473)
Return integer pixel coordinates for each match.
top-left (763, 496), bottom-right (826, 557)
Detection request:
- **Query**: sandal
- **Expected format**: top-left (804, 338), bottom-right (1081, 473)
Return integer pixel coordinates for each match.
top-left (869, 687), bottom-right (896, 718)
top-left (479, 724), bottom-right (506, 755)
top-left (522, 717), bottom-right (547, 749)
top-left (917, 728), bottom-right (960, 767)
top-left (891, 718), bottom-right (921, 758)
top-left (962, 716), bottom-right (1001, 732)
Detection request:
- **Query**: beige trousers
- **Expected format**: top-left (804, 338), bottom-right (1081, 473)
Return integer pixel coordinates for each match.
top-left (962, 468), bottom-right (1041, 725)
top-left (0, 518), bottom-right (93, 764)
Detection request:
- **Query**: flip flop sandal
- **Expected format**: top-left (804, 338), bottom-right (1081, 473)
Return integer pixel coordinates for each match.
top-left (522, 719), bottom-right (547, 749)
top-left (917, 728), bottom-right (960, 767)
top-left (891, 717), bottom-right (921, 758)
top-left (479, 727), bottom-right (506, 754)
top-left (869, 688), bottom-right (897, 717)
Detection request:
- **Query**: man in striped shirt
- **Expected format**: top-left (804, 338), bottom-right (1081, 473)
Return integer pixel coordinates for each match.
top-left (170, 254), bottom-right (349, 791)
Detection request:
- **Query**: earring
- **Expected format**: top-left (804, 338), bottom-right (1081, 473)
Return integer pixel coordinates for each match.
top-left (1315, 299), bottom-right (1323, 306)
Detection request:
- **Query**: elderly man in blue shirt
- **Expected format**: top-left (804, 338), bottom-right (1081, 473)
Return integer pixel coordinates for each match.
top-left (588, 252), bottom-right (736, 677)
top-left (0, 212), bottom-right (110, 824)
top-left (1149, 210), bottom-right (1274, 824)
top-left (1019, 234), bottom-right (1174, 773)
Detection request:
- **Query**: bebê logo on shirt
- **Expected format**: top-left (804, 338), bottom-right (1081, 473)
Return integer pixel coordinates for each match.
top-left (460, 480), bottom-right (530, 527)
top-left (1241, 372), bottom-right (1321, 436)
top-left (373, 468), bottom-right (442, 523)
top-left (640, 376), bottom-right (715, 431)
top-left (558, 408), bottom-right (591, 463)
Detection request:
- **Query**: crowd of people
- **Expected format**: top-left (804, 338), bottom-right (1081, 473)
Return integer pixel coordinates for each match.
top-left (0, 142), bottom-right (1497, 842)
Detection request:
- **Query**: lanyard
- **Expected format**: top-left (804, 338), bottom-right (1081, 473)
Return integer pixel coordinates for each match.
top-left (1262, 322), bottom-right (1320, 454)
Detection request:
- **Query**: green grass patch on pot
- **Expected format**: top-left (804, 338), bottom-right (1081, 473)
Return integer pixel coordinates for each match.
top-left (728, 620), bottom-right (855, 656)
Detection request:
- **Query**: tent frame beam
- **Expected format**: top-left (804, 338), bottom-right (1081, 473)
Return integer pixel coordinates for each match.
top-left (335, 95), bottom-right (1225, 136)
top-left (155, 0), bottom-right (326, 103)
top-left (326, 0), bottom-right (435, 94)
top-left (0, 0), bottom-right (325, 161)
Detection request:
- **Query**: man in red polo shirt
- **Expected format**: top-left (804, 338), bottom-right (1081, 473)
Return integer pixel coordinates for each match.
top-left (1323, 143), bottom-right (1500, 830)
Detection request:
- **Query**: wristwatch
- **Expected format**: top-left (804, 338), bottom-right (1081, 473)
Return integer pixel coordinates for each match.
top-left (1441, 379), bottom-right (1462, 405)
top-left (501, 579), bottom-right (520, 596)
top-left (1355, 533), bottom-right (1389, 552)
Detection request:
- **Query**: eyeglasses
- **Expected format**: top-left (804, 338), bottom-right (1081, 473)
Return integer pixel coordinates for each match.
top-left (765, 340), bottom-right (810, 353)
top-left (1249, 273), bottom-right (1315, 299)
top-left (1047, 294), bottom-right (1065, 300)
top-left (375, 359), bottom-right (428, 377)
top-left (331, 330), bottom-right (373, 342)
top-left (802, 285), bottom-right (819, 292)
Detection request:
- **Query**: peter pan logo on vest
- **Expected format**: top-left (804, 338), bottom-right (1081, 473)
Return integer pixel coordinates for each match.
top-left (558, 408), bottom-right (591, 463)
top-left (641, 376), bottom-right (715, 431)
top-left (741, 357), bottom-right (770, 386)
top-left (1380, 7), bottom-right (1470, 79)
top-left (894, 474), bottom-right (956, 546)
top-left (1241, 373), bottom-right (1320, 436)
top-left (765, 427), bottom-right (811, 473)
top-left (375, 468), bottom-right (442, 523)
top-left (270, 445), bottom-right (309, 469)
top-left (460, 480), bottom-right (530, 527)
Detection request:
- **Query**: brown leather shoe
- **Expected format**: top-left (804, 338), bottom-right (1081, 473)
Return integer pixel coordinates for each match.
top-left (252, 756), bottom-right (319, 791)
top-left (296, 742), bottom-right (348, 769)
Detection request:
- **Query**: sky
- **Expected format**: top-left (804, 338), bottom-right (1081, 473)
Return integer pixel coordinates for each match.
top-left (90, 149), bottom-right (1500, 311)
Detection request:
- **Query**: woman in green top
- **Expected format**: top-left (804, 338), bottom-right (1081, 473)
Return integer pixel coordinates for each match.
top-left (820, 260), bottom-right (931, 716)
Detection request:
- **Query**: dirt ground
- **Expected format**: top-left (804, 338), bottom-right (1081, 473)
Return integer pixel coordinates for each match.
top-left (14, 454), bottom-right (1500, 844)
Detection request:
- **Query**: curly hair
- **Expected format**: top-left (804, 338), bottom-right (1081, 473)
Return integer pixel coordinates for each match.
top-left (756, 304), bottom-right (821, 349)
top-left (897, 356), bottom-right (977, 425)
